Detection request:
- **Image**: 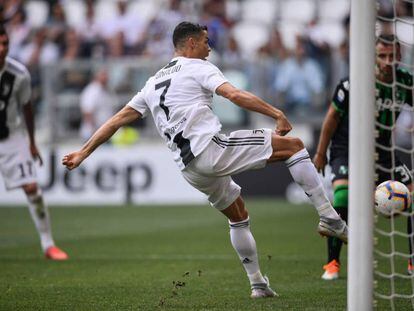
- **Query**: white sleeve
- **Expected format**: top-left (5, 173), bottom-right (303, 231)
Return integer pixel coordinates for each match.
top-left (126, 83), bottom-right (149, 118)
top-left (18, 69), bottom-right (31, 105)
top-left (194, 62), bottom-right (228, 93)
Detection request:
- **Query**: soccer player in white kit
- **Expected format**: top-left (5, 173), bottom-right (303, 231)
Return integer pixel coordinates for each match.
top-left (63, 22), bottom-right (347, 297)
top-left (0, 26), bottom-right (68, 260)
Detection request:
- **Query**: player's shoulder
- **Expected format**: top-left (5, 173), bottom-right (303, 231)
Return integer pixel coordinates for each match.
top-left (337, 77), bottom-right (350, 92)
top-left (200, 59), bottom-right (220, 70)
top-left (332, 77), bottom-right (349, 108)
top-left (183, 57), bottom-right (219, 70)
top-left (5, 57), bottom-right (30, 78)
top-left (333, 77), bottom-right (349, 100)
top-left (143, 75), bottom-right (155, 90)
top-left (396, 68), bottom-right (413, 85)
top-left (191, 59), bottom-right (223, 79)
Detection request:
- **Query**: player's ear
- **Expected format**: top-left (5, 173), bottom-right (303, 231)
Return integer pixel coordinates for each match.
top-left (396, 44), bottom-right (402, 62)
top-left (188, 37), bottom-right (196, 49)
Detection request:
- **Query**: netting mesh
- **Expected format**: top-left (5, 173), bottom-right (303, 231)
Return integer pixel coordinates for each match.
top-left (374, 1), bottom-right (414, 309)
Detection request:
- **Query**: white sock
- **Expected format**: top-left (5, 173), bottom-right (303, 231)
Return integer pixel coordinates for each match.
top-left (229, 217), bottom-right (266, 285)
top-left (27, 189), bottom-right (55, 252)
top-left (286, 148), bottom-right (340, 220)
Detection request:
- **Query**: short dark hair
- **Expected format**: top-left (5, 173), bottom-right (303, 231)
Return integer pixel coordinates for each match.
top-left (376, 34), bottom-right (399, 47)
top-left (172, 22), bottom-right (207, 48)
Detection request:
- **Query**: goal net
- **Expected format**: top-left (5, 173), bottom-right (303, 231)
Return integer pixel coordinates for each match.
top-left (373, 0), bottom-right (414, 309)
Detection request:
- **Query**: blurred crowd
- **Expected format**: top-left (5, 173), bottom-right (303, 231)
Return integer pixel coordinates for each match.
top-left (1, 0), bottom-right (413, 129)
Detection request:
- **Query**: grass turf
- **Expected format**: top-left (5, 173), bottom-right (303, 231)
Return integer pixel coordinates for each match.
top-left (0, 199), bottom-right (408, 310)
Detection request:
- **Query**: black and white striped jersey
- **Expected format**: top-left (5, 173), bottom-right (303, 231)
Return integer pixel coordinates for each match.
top-left (127, 56), bottom-right (228, 170)
top-left (0, 57), bottom-right (31, 140)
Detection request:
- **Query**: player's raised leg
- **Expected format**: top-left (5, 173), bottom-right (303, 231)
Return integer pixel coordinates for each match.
top-left (22, 183), bottom-right (68, 260)
top-left (268, 134), bottom-right (348, 242)
top-left (221, 196), bottom-right (277, 298)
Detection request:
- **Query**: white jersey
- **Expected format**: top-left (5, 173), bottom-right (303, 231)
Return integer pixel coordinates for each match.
top-left (0, 57), bottom-right (31, 140)
top-left (79, 81), bottom-right (115, 140)
top-left (127, 56), bottom-right (228, 170)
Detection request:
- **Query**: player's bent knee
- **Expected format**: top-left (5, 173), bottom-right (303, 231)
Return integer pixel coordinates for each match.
top-left (290, 137), bottom-right (304, 154)
top-left (221, 196), bottom-right (249, 222)
top-left (272, 134), bottom-right (304, 152)
top-left (270, 135), bottom-right (305, 161)
top-left (22, 183), bottom-right (38, 196)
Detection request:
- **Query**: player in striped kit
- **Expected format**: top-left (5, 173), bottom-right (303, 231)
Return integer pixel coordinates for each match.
top-left (63, 22), bottom-right (347, 297)
top-left (0, 26), bottom-right (68, 260)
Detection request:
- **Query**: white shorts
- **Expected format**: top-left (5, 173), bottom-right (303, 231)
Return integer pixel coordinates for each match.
top-left (0, 132), bottom-right (37, 190)
top-left (182, 129), bottom-right (273, 210)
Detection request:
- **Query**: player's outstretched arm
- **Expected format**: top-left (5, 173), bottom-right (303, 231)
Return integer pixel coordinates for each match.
top-left (216, 82), bottom-right (292, 136)
top-left (62, 106), bottom-right (142, 170)
top-left (313, 105), bottom-right (340, 176)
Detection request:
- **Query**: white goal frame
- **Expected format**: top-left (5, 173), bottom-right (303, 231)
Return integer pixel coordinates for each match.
top-left (348, 0), bottom-right (376, 309)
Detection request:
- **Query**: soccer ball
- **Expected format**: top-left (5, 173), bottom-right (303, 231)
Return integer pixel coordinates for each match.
top-left (375, 180), bottom-right (411, 216)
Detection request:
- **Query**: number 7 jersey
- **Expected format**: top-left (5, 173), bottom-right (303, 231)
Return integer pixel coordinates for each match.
top-left (127, 56), bottom-right (228, 170)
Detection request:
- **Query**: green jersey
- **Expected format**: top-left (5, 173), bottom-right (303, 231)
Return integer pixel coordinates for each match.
top-left (330, 68), bottom-right (413, 165)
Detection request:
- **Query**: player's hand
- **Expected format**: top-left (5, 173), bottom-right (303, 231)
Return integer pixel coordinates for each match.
top-left (313, 152), bottom-right (327, 176)
top-left (30, 143), bottom-right (43, 166)
top-left (62, 151), bottom-right (85, 170)
top-left (275, 114), bottom-right (292, 136)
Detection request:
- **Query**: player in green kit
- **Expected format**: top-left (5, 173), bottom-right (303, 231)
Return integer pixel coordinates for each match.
top-left (313, 34), bottom-right (413, 280)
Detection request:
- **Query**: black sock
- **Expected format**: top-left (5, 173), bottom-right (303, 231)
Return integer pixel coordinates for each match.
top-left (327, 207), bottom-right (348, 263)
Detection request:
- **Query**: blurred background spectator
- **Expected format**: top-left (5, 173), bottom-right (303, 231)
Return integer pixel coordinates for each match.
top-left (200, 0), bottom-right (230, 54)
top-left (143, 0), bottom-right (186, 59)
top-left (46, 1), bottom-right (68, 48)
top-left (79, 68), bottom-right (117, 141)
top-left (74, 0), bottom-right (103, 58)
top-left (99, 0), bottom-right (146, 56)
top-left (5, 6), bottom-right (30, 59)
top-left (274, 36), bottom-right (324, 116)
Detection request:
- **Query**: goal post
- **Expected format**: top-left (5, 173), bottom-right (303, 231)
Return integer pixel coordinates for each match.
top-left (348, 0), bottom-right (377, 309)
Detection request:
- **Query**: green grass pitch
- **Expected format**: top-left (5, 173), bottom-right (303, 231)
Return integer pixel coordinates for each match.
top-left (0, 199), bottom-right (410, 310)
